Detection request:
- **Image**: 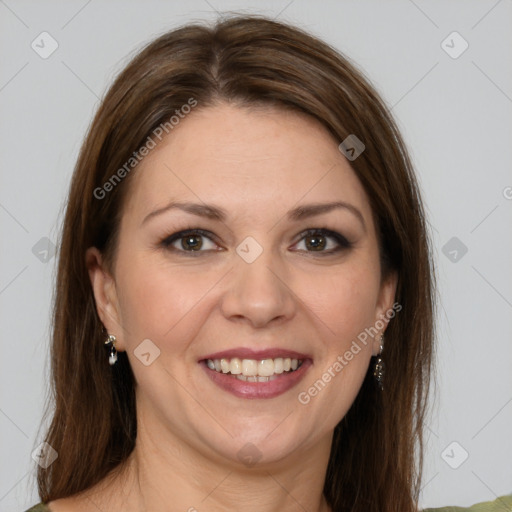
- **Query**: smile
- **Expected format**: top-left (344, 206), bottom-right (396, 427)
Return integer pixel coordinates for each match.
top-left (206, 357), bottom-right (303, 382)
top-left (200, 351), bottom-right (312, 399)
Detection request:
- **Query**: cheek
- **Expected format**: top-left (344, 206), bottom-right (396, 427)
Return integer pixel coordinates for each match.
top-left (298, 260), bottom-right (381, 347)
top-left (292, 264), bottom-right (381, 431)
top-left (114, 238), bottom-right (381, 359)
top-left (114, 254), bottom-right (221, 349)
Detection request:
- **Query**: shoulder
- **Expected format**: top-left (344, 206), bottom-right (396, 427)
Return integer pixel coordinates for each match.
top-left (25, 493), bottom-right (114, 512)
top-left (24, 504), bottom-right (50, 512)
top-left (423, 494), bottom-right (512, 512)
top-left (23, 498), bottom-right (74, 512)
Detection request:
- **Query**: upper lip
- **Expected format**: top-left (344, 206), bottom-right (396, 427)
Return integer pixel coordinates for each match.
top-left (200, 348), bottom-right (312, 361)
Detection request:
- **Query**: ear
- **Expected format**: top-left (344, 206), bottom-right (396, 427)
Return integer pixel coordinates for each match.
top-left (85, 247), bottom-right (125, 351)
top-left (372, 271), bottom-right (398, 356)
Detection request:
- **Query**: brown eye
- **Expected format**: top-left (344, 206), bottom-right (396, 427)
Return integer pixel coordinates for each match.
top-left (161, 229), bottom-right (219, 254)
top-left (304, 233), bottom-right (327, 251)
top-left (293, 229), bottom-right (352, 254)
top-left (181, 234), bottom-right (203, 251)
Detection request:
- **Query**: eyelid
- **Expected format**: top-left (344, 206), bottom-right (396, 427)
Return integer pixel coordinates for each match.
top-left (291, 228), bottom-right (352, 252)
top-left (161, 228), bottom-right (221, 253)
top-left (160, 227), bottom-right (352, 255)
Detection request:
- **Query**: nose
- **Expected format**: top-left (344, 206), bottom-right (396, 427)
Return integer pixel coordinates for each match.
top-left (220, 247), bottom-right (297, 329)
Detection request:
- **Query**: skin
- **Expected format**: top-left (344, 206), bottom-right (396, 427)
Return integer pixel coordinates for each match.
top-left (50, 103), bottom-right (397, 512)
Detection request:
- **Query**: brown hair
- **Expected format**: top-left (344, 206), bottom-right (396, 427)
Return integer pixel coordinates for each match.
top-left (38, 15), bottom-right (435, 512)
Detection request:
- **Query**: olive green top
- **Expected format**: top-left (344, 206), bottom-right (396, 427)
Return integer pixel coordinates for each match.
top-left (422, 495), bottom-right (512, 512)
top-left (25, 495), bottom-right (512, 511)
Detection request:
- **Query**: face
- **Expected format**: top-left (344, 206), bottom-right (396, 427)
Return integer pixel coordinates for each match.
top-left (88, 103), bottom-right (397, 469)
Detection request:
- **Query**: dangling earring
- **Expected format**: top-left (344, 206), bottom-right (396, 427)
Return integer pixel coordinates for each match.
top-left (373, 333), bottom-right (384, 390)
top-left (104, 334), bottom-right (118, 366)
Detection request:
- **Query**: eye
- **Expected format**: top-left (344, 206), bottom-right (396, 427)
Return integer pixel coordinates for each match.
top-left (292, 228), bottom-right (352, 254)
top-left (161, 229), bottom-right (220, 254)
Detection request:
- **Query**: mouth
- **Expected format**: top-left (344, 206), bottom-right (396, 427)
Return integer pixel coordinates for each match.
top-left (205, 356), bottom-right (304, 381)
top-left (199, 349), bottom-right (312, 399)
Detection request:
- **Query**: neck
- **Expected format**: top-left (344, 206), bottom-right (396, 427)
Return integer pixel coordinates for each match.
top-left (100, 409), bottom-right (333, 512)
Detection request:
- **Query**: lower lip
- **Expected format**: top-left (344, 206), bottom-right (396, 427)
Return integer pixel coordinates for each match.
top-left (200, 359), bottom-right (312, 399)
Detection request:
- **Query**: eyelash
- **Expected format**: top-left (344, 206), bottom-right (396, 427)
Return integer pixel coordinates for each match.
top-left (160, 228), bottom-right (352, 256)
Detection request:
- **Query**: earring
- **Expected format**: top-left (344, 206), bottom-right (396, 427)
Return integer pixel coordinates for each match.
top-left (373, 333), bottom-right (384, 390)
top-left (104, 334), bottom-right (118, 366)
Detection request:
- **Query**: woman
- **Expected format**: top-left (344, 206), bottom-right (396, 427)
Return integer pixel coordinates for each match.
top-left (25, 15), bottom-right (511, 512)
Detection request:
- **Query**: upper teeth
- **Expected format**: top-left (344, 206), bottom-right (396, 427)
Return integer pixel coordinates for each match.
top-left (207, 357), bottom-right (301, 377)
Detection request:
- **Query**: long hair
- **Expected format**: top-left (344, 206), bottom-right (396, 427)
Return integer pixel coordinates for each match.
top-left (38, 15), bottom-right (436, 512)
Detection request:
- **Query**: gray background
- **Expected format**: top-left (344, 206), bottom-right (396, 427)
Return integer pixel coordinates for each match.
top-left (1, 1), bottom-right (511, 510)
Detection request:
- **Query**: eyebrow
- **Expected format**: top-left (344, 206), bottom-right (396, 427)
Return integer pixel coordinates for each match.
top-left (288, 201), bottom-right (366, 230)
top-left (142, 201), bottom-right (227, 225)
top-left (142, 200), bottom-right (366, 230)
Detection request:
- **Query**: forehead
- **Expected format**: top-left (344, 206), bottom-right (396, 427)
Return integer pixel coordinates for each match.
top-left (123, 103), bottom-right (372, 223)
